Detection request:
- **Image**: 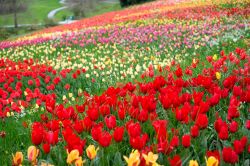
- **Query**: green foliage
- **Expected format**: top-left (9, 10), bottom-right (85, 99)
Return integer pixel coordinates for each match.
top-left (43, 18), bottom-right (58, 28)
top-left (0, 28), bottom-right (12, 41)
top-left (119, 0), bottom-right (154, 7)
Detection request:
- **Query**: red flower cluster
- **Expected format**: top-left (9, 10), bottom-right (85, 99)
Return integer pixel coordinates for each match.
top-left (1, 48), bottom-right (249, 164)
top-left (27, 48), bottom-right (250, 164)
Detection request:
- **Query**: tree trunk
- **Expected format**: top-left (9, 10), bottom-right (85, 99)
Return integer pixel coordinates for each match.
top-left (13, 0), bottom-right (18, 28)
top-left (14, 11), bottom-right (18, 28)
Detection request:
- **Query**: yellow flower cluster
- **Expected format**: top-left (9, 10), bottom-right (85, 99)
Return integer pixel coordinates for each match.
top-left (189, 156), bottom-right (219, 166)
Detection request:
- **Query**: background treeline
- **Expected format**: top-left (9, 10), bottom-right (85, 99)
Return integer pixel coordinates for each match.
top-left (119, 0), bottom-right (154, 7)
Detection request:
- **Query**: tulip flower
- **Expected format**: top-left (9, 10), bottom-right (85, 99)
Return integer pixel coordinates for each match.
top-left (43, 143), bottom-right (51, 154)
top-left (41, 162), bottom-right (54, 166)
top-left (98, 131), bottom-right (112, 147)
top-left (105, 115), bottom-right (116, 129)
top-left (75, 157), bottom-right (85, 166)
top-left (86, 145), bottom-right (99, 160)
top-left (123, 149), bottom-right (141, 166)
top-left (205, 156), bottom-right (218, 166)
top-left (215, 72), bottom-right (221, 80)
top-left (113, 126), bottom-right (125, 142)
top-left (142, 152), bottom-right (160, 166)
top-left (182, 134), bottom-right (191, 148)
top-left (213, 54), bottom-right (217, 61)
top-left (189, 160), bottom-right (199, 166)
top-left (168, 155), bottom-right (182, 166)
top-left (12, 152), bottom-right (23, 166)
top-left (27, 146), bottom-right (39, 165)
top-left (67, 149), bottom-right (80, 164)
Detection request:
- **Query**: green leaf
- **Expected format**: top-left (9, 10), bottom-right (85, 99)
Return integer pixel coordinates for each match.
top-left (113, 152), bottom-right (124, 166)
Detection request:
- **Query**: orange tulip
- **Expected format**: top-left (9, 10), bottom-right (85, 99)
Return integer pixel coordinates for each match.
top-left (12, 152), bottom-right (23, 166)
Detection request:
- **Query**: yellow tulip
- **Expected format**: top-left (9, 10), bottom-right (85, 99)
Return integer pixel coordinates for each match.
top-left (67, 149), bottom-right (80, 164)
top-left (27, 146), bottom-right (39, 165)
top-left (215, 72), bottom-right (221, 80)
top-left (41, 162), bottom-right (54, 166)
top-left (142, 152), bottom-right (160, 166)
top-left (123, 149), bottom-right (140, 166)
top-left (69, 93), bottom-right (73, 98)
top-left (213, 54), bottom-right (218, 61)
top-left (205, 156), bottom-right (219, 166)
top-left (12, 152), bottom-right (23, 166)
top-left (189, 159), bottom-right (199, 166)
top-left (75, 157), bottom-right (86, 166)
top-left (86, 145), bottom-right (99, 160)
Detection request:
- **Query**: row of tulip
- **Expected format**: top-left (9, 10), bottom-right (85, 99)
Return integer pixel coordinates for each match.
top-left (0, 0), bottom-right (249, 165)
top-left (0, 0), bottom-right (249, 49)
top-left (5, 47), bottom-right (250, 165)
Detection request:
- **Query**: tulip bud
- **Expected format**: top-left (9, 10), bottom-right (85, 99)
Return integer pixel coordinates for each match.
top-left (27, 146), bottom-right (39, 165)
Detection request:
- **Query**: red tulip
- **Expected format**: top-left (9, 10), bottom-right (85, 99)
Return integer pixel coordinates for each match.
top-left (157, 139), bottom-right (173, 154)
top-left (127, 122), bottom-right (141, 138)
top-left (138, 109), bottom-right (148, 122)
top-left (43, 143), bottom-right (50, 154)
top-left (170, 135), bottom-right (179, 148)
top-left (100, 104), bottom-right (110, 117)
top-left (190, 125), bottom-right (199, 138)
top-left (91, 124), bottom-right (103, 141)
top-left (233, 86), bottom-right (242, 96)
top-left (45, 130), bottom-right (59, 145)
top-left (83, 116), bottom-right (93, 131)
top-left (195, 114), bottom-right (208, 129)
top-left (87, 107), bottom-right (99, 121)
top-left (214, 118), bottom-right (227, 133)
top-left (98, 131), bottom-right (112, 147)
top-left (46, 120), bottom-right (59, 131)
top-left (241, 136), bottom-right (248, 147)
top-left (28, 79), bottom-right (33, 86)
top-left (129, 134), bottom-right (148, 150)
top-left (31, 122), bottom-right (44, 145)
top-left (73, 121), bottom-right (84, 134)
top-left (229, 121), bottom-right (238, 133)
top-left (222, 147), bottom-right (238, 164)
top-left (175, 66), bottom-right (183, 78)
top-left (113, 126), bottom-right (124, 142)
top-left (125, 82), bottom-right (136, 92)
top-left (233, 140), bottom-right (244, 154)
top-left (182, 134), bottom-right (191, 148)
top-left (76, 104), bottom-right (85, 113)
top-left (246, 120), bottom-right (250, 130)
top-left (219, 126), bottom-right (228, 140)
top-left (64, 84), bottom-right (70, 90)
top-left (152, 120), bottom-right (167, 142)
top-left (168, 155), bottom-right (182, 166)
top-left (118, 108), bottom-right (126, 120)
top-left (105, 115), bottom-right (116, 129)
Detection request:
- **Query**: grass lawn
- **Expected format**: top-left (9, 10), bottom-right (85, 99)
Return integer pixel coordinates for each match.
top-left (86, 2), bottom-right (121, 18)
top-left (55, 2), bottom-right (121, 21)
top-left (0, 0), bottom-right (62, 26)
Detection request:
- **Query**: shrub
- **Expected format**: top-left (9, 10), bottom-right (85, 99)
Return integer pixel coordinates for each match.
top-left (119, 0), bottom-right (154, 7)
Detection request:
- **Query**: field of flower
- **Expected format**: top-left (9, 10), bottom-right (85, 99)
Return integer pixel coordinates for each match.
top-left (0, 0), bottom-right (249, 165)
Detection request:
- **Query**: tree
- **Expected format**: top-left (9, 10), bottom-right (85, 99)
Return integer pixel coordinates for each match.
top-left (0, 0), bottom-right (27, 28)
top-left (65, 0), bottom-right (99, 19)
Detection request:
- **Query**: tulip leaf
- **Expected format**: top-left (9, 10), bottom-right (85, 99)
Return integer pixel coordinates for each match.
top-left (113, 152), bottom-right (124, 166)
